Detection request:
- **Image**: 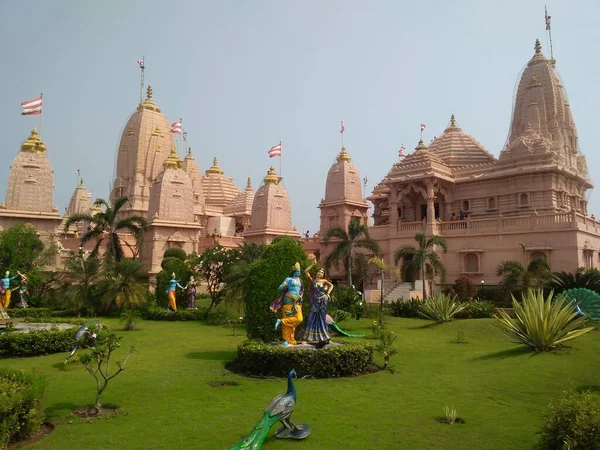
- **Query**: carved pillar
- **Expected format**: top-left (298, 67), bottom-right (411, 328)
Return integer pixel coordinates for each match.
top-left (444, 201), bottom-right (451, 221)
top-left (390, 187), bottom-right (399, 227)
top-left (426, 182), bottom-right (435, 224)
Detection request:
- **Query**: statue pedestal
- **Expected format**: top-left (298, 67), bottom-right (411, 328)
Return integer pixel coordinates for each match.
top-left (275, 424), bottom-right (311, 440)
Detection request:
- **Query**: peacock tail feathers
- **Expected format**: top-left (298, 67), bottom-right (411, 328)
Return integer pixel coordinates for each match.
top-left (225, 411), bottom-right (280, 450)
top-left (330, 321), bottom-right (365, 337)
top-left (562, 288), bottom-right (600, 321)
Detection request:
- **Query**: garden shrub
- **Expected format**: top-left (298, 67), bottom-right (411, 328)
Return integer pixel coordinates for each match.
top-left (156, 258), bottom-right (193, 309)
top-left (5, 308), bottom-right (71, 319)
top-left (0, 369), bottom-right (46, 449)
top-left (23, 317), bottom-right (92, 325)
top-left (0, 328), bottom-right (76, 358)
top-left (419, 293), bottom-right (467, 323)
top-left (142, 307), bottom-right (209, 321)
top-left (537, 390), bottom-right (600, 450)
top-left (244, 238), bottom-right (310, 342)
top-left (163, 248), bottom-right (187, 261)
top-left (478, 285), bottom-right (511, 307)
top-left (389, 298), bottom-right (423, 318)
top-left (330, 285), bottom-right (364, 319)
top-left (205, 309), bottom-right (234, 326)
top-left (454, 300), bottom-right (496, 319)
top-left (452, 275), bottom-right (477, 301)
top-left (234, 340), bottom-right (374, 378)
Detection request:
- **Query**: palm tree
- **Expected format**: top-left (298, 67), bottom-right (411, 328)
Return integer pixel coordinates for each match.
top-left (547, 267), bottom-right (600, 294)
top-left (496, 256), bottom-right (552, 295)
top-left (323, 217), bottom-right (381, 286)
top-left (64, 197), bottom-right (148, 265)
top-left (63, 251), bottom-right (101, 315)
top-left (223, 242), bottom-right (266, 315)
top-left (99, 259), bottom-right (148, 311)
top-left (393, 232), bottom-right (448, 300)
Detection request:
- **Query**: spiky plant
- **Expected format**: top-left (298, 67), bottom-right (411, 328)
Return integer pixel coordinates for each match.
top-left (495, 289), bottom-right (594, 351)
top-left (418, 293), bottom-right (467, 323)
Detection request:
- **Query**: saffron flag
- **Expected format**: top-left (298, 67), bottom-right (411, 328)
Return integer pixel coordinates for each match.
top-left (269, 142), bottom-right (282, 158)
top-left (420, 123), bottom-right (426, 131)
top-left (170, 122), bottom-right (182, 134)
top-left (398, 144), bottom-right (405, 158)
top-left (21, 96), bottom-right (42, 115)
top-left (339, 121), bottom-right (345, 134)
top-left (545, 7), bottom-right (551, 31)
top-left (137, 59), bottom-right (145, 68)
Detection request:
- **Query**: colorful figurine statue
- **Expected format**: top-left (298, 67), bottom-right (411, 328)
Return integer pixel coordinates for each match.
top-left (270, 263), bottom-right (304, 346)
top-left (186, 275), bottom-right (197, 309)
top-left (302, 256), bottom-right (332, 344)
top-left (0, 271), bottom-right (19, 309)
top-left (16, 271), bottom-right (29, 308)
top-left (64, 321), bottom-right (104, 364)
top-left (166, 273), bottom-right (184, 311)
top-left (226, 368), bottom-right (310, 449)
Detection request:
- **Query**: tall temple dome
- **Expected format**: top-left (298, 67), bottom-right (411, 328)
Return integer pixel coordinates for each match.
top-left (110, 85), bottom-right (176, 215)
top-left (201, 157), bottom-right (241, 212)
top-left (147, 148), bottom-right (194, 222)
top-left (499, 39), bottom-right (591, 187)
top-left (244, 167), bottom-right (299, 243)
top-left (5, 129), bottom-right (56, 213)
top-left (319, 147), bottom-right (369, 234)
top-left (182, 147), bottom-right (205, 219)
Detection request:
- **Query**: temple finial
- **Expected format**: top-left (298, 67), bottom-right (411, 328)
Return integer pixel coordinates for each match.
top-left (450, 114), bottom-right (456, 127)
top-left (146, 84), bottom-right (153, 99)
top-left (80, 178), bottom-right (84, 186)
top-left (534, 39), bottom-right (542, 55)
top-left (187, 147), bottom-right (192, 156)
top-left (246, 177), bottom-right (252, 189)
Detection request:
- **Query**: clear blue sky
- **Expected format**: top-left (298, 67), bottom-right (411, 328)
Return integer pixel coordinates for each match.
top-left (1, 1), bottom-right (599, 233)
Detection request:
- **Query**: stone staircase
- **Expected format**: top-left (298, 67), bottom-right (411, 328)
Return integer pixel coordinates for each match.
top-left (383, 280), bottom-right (422, 302)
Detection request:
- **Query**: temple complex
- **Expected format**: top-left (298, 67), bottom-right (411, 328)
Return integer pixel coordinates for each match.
top-left (1, 38), bottom-right (598, 297)
top-left (358, 40), bottom-right (600, 296)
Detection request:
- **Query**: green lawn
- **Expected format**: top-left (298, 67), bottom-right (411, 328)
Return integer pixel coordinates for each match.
top-left (3, 316), bottom-right (599, 450)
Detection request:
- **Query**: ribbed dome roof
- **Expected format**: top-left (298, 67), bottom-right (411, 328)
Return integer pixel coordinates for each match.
top-left (248, 168), bottom-right (293, 232)
top-left (323, 147), bottom-right (364, 204)
top-left (428, 115), bottom-right (496, 167)
top-left (110, 85), bottom-right (176, 209)
top-left (201, 157), bottom-right (241, 209)
top-left (224, 177), bottom-right (254, 215)
top-left (66, 179), bottom-right (92, 217)
top-left (6, 129), bottom-right (56, 213)
top-left (147, 149), bottom-right (194, 222)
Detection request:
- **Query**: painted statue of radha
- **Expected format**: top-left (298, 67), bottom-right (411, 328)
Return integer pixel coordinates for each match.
top-left (270, 262), bottom-right (304, 346)
top-left (302, 255), bottom-right (333, 344)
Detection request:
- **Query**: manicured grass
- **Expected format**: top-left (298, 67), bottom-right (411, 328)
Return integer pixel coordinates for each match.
top-left (2, 316), bottom-right (599, 449)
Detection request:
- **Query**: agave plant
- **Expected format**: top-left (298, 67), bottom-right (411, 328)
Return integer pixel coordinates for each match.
top-left (495, 289), bottom-right (594, 351)
top-left (418, 293), bottom-right (467, 323)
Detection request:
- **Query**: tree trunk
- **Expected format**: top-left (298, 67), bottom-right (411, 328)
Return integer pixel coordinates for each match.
top-left (347, 247), bottom-right (353, 286)
top-left (422, 262), bottom-right (426, 300)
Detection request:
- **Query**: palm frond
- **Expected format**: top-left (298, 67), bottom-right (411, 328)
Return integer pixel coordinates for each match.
top-left (322, 226), bottom-right (348, 244)
top-left (394, 246), bottom-right (417, 266)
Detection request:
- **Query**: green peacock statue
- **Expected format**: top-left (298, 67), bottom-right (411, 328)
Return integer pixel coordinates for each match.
top-left (562, 288), bottom-right (600, 320)
top-left (226, 368), bottom-right (310, 450)
top-left (326, 314), bottom-right (364, 337)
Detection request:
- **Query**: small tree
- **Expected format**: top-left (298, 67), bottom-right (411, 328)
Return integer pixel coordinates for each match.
top-left (189, 245), bottom-right (237, 309)
top-left (78, 327), bottom-right (135, 414)
top-left (99, 260), bottom-right (148, 311)
top-left (452, 275), bottom-right (477, 301)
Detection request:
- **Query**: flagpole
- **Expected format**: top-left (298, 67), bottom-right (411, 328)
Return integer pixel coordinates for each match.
top-left (279, 141), bottom-right (282, 180)
top-left (545, 6), bottom-right (554, 61)
top-left (39, 92), bottom-right (43, 137)
top-left (139, 56), bottom-right (145, 104)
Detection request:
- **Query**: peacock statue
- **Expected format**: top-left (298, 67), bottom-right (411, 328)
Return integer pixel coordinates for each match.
top-left (64, 321), bottom-right (104, 364)
top-left (562, 288), bottom-right (600, 321)
top-left (326, 314), bottom-right (364, 337)
top-left (226, 368), bottom-right (310, 450)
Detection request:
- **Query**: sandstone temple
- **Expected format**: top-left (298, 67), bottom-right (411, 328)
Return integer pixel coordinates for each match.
top-left (2, 39), bottom-right (599, 296)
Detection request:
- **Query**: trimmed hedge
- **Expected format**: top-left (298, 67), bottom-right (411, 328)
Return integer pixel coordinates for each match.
top-left (0, 369), bottom-right (46, 449)
top-left (5, 308), bottom-right (71, 319)
top-left (233, 340), bottom-right (375, 378)
top-left (244, 238), bottom-right (310, 342)
top-left (23, 317), bottom-right (93, 325)
top-left (0, 328), bottom-right (75, 358)
top-left (389, 299), bottom-right (496, 319)
top-left (142, 308), bottom-right (209, 321)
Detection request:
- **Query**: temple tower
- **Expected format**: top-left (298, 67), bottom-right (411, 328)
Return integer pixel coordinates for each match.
top-left (0, 128), bottom-right (61, 245)
top-left (244, 167), bottom-right (299, 244)
top-left (201, 157), bottom-right (242, 234)
top-left (182, 147), bottom-right (205, 221)
top-left (143, 148), bottom-right (202, 278)
top-left (61, 179), bottom-right (92, 237)
top-left (110, 85), bottom-right (176, 216)
top-left (319, 147), bottom-right (369, 235)
top-left (224, 177), bottom-right (255, 235)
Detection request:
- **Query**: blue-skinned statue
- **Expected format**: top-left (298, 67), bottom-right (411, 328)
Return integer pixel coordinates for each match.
top-left (0, 271), bottom-right (19, 309)
top-left (270, 263), bottom-right (304, 346)
top-left (226, 368), bottom-right (310, 449)
top-left (166, 273), bottom-right (184, 311)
